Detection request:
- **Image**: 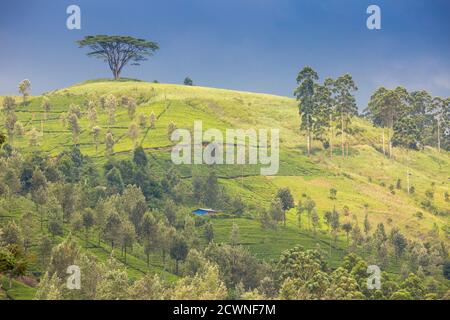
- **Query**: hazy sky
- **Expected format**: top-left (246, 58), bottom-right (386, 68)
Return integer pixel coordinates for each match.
top-left (1, 0), bottom-right (449, 108)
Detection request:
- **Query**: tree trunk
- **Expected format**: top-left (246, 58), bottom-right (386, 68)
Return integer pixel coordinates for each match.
top-left (146, 253), bottom-right (150, 268)
top-left (330, 115), bottom-right (333, 159)
top-left (8, 133), bottom-right (13, 147)
top-left (38, 205), bottom-right (43, 231)
top-left (382, 128), bottom-right (386, 156)
top-left (341, 112), bottom-right (345, 157)
top-left (406, 168), bottom-right (410, 194)
top-left (162, 250), bottom-right (166, 271)
top-left (306, 128), bottom-right (311, 156)
top-left (406, 153), bottom-right (411, 194)
top-left (175, 260), bottom-right (179, 275)
top-left (437, 119), bottom-right (441, 153)
top-left (329, 229), bottom-right (332, 256)
top-left (389, 125), bottom-right (393, 159)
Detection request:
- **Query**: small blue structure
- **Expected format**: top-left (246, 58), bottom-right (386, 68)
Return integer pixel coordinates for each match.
top-left (192, 208), bottom-right (218, 216)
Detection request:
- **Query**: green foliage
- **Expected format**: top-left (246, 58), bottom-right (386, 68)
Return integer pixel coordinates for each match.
top-left (133, 146), bottom-right (148, 167)
top-left (204, 221), bottom-right (214, 243)
top-left (443, 261), bottom-right (450, 280)
top-left (170, 235), bottom-right (188, 274)
top-left (183, 77), bottom-right (194, 86)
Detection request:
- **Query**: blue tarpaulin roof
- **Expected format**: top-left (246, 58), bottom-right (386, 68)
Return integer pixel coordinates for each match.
top-left (192, 208), bottom-right (218, 215)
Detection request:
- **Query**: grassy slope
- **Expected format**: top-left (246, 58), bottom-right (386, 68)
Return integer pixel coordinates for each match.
top-left (1, 79), bottom-right (449, 298)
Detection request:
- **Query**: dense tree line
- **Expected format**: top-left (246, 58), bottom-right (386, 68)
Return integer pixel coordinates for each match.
top-left (365, 87), bottom-right (450, 153)
top-left (294, 66), bottom-right (450, 157)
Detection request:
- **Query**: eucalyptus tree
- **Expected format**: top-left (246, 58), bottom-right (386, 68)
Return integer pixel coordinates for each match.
top-left (444, 98), bottom-right (450, 151)
top-left (128, 122), bottom-right (140, 148)
top-left (141, 212), bottom-right (159, 267)
top-left (366, 86), bottom-right (408, 157)
top-left (121, 221), bottom-right (136, 263)
top-left (14, 121), bottom-right (25, 137)
top-left (330, 208), bottom-right (340, 245)
top-left (323, 78), bottom-right (338, 158)
top-left (41, 97), bottom-right (52, 121)
top-left (91, 126), bottom-right (102, 153)
top-left (67, 113), bottom-right (80, 145)
top-left (367, 87), bottom-right (389, 155)
top-left (294, 66), bottom-right (319, 156)
top-left (311, 209), bottom-right (320, 236)
top-left (2, 97), bottom-right (17, 145)
top-left (105, 94), bottom-right (117, 126)
top-left (158, 221), bottom-right (176, 270)
top-left (127, 97), bottom-right (137, 120)
top-left (82, 208), bottom-right (95, 246)
top-left (138, 113), bottom-right (148, 128)
top-left (303, 197), bottom-right (316, 230)
top-left (5, 113), bottom-right (17, 146)
top-left (28, 127), bottom-right (40, 147)
top-left (149, 111), bottom-right (156, 129)
top-left (170, 235), bottom-right (189, 275)
top-left (276, 187), bottom-right (295, 226)
top-left (204, 222), bottom-right (214, 243)
top-left (324, 210), bottom-right (333, 254)
top-left (406, 90), bottom-right (432, 147)
top-left (296, 200), bottom-right (305, 229)
top-left (314, 80), bottom-right (334, 157)
top-left (18, 79), bottom-right (31, 103)
top-left (2, 96), bottom-right (16, 114)
top-left (270, 197), bottom-right (284, 225)
top-left (364, 213), bottom-right (371, 237)
top-left (104, 212), bottom-right (122, 251)
top-left (431, 97), bottom-right (445, 152)
top-left (105, 131), bottom-right (115, 156)
top-left (87, 104), bottom-right (98, 128)
top-left (333, 74), bottom-right (358, 158)
top-left (342, 222), bottom-right (353, 247)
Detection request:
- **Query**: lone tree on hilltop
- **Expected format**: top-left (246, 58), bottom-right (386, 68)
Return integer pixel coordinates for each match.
top-left (77, 35), bottom-right (159, 80)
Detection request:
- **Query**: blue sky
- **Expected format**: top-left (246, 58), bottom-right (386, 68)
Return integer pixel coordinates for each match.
top-left (1, 0), bottom-right (449, 108)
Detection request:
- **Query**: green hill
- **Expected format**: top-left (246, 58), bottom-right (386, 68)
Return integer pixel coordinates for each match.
top-left (3, 79), bottom-right (449, 238)
top-left (0, 79), bottom-right (449, 299)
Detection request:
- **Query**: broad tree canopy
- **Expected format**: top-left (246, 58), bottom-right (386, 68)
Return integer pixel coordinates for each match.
top-left (77, 35), bottom-right (159, 80)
